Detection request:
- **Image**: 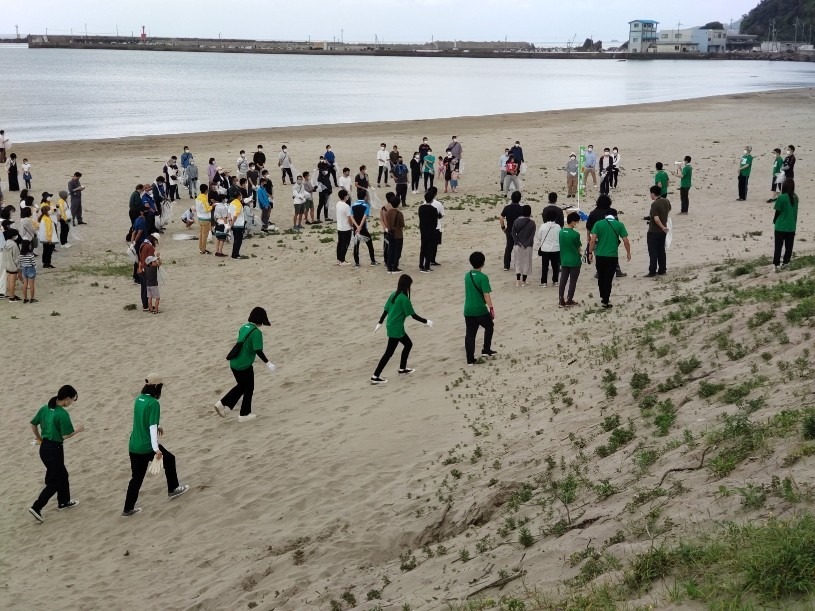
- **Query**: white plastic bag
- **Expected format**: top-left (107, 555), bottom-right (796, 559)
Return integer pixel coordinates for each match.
top-left (520, 162), bottom-right (528, 176)
top-left (665, 218), bottom-right (674, 250)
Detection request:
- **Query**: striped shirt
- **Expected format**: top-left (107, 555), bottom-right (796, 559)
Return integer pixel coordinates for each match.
top-left (18, 253), bottom-right (36, 269)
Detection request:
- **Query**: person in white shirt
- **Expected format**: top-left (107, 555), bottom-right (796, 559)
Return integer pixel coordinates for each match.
top-left (236, 150), bottom-right (248, 179)
top-left (428, 186), bottom-right (445, 266)
top-left (498, 149), bottom-right (509, 192)
top-left (0, 130), bottom-right (9, 164)
top-left (229, 195), bottom-right (246, 259)
top-left (278, 146), bottom-right (293, 185)
top-left (376, 143), bottom-right (390, 187)
top-left (611, 147), bottom-right (620, 190)
top-left (180, 207), bottom-right (195, 229)
top-left (337, 167), bottom-right (353, 198)
top-left (212, 196), bottom-right (230, 257)
top-left (533, 208), bottom-right (562, 287)
top-left (334, 189), bottom-right (353, 265)
top-left (291, 176), bottom-right (308, 230)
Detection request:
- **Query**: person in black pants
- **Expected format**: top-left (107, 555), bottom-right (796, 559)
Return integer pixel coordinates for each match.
top-left (392, 156), bottom-right (409, 207)
top-left (215, 307), bottom-right (275, 422)
top-left (589, 211), bottom-right (631, 308)
top-left (370, 274), bottom-right (432, 384)
top-left (351, 193), bottom-right (378, 267)
top-left (28, 385), bottom-right (82, 522)
top-left (410, 152), bottom-right (421, 194)
top-left (500, 191), bottom-right (523, 270)
top-left (598, 148), bottom-right (614, 196)
top-left (464, 252), bottom-right (496, 365)
top-left (646, 185), bottom-right (671, 277)
top-left (418, 191), bottom-right (440, 272)
top-left (385, 195), bottom-right (405, 273)
top-left (122, 375), bottom-right (189, 517)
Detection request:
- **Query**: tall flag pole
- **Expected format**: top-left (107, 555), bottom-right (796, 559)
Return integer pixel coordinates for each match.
top-left (578, 145), bottom-right (586, 211)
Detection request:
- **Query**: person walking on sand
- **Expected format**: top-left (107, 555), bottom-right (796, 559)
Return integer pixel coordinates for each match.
top-left (422, 149), bottom-right (436, 191)
top-left (499, 148), bottom-right (510, 191)
top-left (28, 385), bottom-right (82, 522)
top-left (768, 148), bottom-right (783, 203)
top-left (565, 153), bottom-right (578, 198)
top-left (370, 274), bottom-right (432, 384)
top-left (215, 307), bottom-right (276, 422)
top-left (229, 191), bottom-right (246, 259)
top-left (675, 156), bottom-right (692, 214)
top-left (122, 375), bottom-right (190, 517)
top-left (185, 159), bottom-right (199, 200)
top-left (534, 208), bottom-right (560, 288)
top-left (611, 147), bottom-right (621, 190)
top-left (737, 145), bottom-right (753, 201)
top-left (3, 227), bottom-right (21, 302)
top-left (646, 185), bottom-right (671, 277)
top-left (503, 155), bottom-right (521, 195)
top-left (589, 207), bottom-right (631, 309)
top-left (257, 177), bottom-right (274, 230)
top-left (392, 155), bottom-right (409, 207)
top-left (464, 251), bottom-right (496, 366)
top-left (598, 148), bottom-right (614, 196)
top-left (558, 212), bottom-right (583, 308)
top-left (773, 179), bottom-right (799, 272)
top-left (511, 205), bottom-right (536, 287)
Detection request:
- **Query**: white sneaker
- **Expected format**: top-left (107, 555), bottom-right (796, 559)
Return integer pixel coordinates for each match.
top-left (541, 283), bottom-right (547, 288)
top-left (214, 401), bottom-right (226, 418)
top-left (553, 282), bottom-right (559, 287)
top-left (775, 265), bottom-right (782, 273)
top-left (238, 413), bottom-right (257, 422)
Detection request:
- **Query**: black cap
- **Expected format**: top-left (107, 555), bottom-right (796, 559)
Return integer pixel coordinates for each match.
top-left (42, 192), bottom-right (53, 199)
top-left (248, 306), bottom-right (271, 326)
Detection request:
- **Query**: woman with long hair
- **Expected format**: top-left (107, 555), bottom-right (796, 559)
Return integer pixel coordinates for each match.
top-left (371, 274), bottom-right (432, 384)
top-left (28, 385), bottom-right (82, 522)
top-left (773, 179), bottom-right (798, 271)
top-left (6, 152), bottom-right (19, 191)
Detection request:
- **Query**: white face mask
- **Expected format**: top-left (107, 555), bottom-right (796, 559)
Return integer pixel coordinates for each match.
top-left (613, 150), bottom-right (618, 154)
top-left (588, 148), bottom-right (593, 153)
top-left (381, 146), bottom-right (386, 150)
top-left (743, 150), bottom-right (747, 155)
top-left (786, 150), bottom-right (791, 155)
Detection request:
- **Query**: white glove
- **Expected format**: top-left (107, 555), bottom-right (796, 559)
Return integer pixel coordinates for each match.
top-left (426, 320), bottom-right (434, 328)
top-left (374, 324), bottom-right (381, 334)
top-left (266, 362), bottom-right (277, 373)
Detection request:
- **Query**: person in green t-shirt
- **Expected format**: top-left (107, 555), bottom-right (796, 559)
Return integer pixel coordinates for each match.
top-left (675, 156), bottom-right (692, 214)
top-left (654, 162), bottom-right (669, 197)
top-left (215, 307), bottom-right (276, 422)
top-left (737, 145), bottom-right (753, 201)
top-left (589, 202), bottom-right (631, 309)
top-left (122, 375), bottom-right (189, 517)
top-left (464, 251), bottom-right (496, 365)
top-left (371, 274), bottom-right (432, 384)
top-left (773, 179), bottom-right (799, 271)
top-left (558, 213), bottom-right (583, 308)
top-left (768, 148), bottom-right (783, 203)
top-left (28, 385), bottom-right (82, 522)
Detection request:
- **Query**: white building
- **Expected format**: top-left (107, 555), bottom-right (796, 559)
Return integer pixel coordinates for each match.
top-left (653, 26), bottom-right (728, 53)
top-left (628, 20), bottom-right (659, 53)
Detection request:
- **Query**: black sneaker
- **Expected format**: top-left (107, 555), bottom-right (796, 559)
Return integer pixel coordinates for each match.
top-left (28, 507), bottom-right (44, 523)
top-left (370, 261), bottom-right (380, 266)
top-left (121, 508), bottom-right (142, 518)
top-left (168, 484), bottom-right (190, 500)
top-left (370, 376), bottom-right (388, 385)
top-left (615, 272), bottom-right (627, 278)
top-left (481, 350), bottom-right (498, 357)
top-left (645, 272), bottom-right (657, 277)
top-left (398, 368), bottom-right (415, 375)
top-left (57, 500), bottom-right (79, 510)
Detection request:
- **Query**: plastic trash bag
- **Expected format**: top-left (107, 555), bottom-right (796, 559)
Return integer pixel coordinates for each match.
top-left (147, 459), bottom-right (163, 476)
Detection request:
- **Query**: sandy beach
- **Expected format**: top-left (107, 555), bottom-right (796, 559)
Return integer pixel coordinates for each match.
top-left (1, 88), bottom-right (813, 610)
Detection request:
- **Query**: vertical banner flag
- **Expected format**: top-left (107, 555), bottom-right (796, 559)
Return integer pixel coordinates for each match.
top-left (578, 145), bottom-right (587, 204)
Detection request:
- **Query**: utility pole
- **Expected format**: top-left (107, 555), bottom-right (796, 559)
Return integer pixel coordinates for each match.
top-left (84, 23), bottom-right (88, 39)
top-left (116, 25), bottom-right (119, 37)
top-left (15, 24), bottom-right (19, 39)
top-left (341, 28), bottom-right (343, 44)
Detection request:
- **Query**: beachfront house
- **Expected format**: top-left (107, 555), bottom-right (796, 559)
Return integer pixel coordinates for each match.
top-left (653, 25), bottom-right (730, 53)
top-left (628, 20), bottom-right (659, 53)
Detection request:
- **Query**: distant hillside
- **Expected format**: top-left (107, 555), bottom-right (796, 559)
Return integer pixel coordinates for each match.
top-left (741, 0), bottom-right (815, 40)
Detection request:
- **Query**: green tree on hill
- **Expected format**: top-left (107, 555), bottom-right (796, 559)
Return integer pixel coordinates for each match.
top-left (741, 0), bottom-right (815, 40)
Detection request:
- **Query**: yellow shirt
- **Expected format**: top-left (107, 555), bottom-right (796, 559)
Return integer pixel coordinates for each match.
top-left (56, 198), bottom-right (69, 221)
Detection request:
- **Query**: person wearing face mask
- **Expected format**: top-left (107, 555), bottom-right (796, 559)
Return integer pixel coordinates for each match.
top-left (583, 145), bottom-right (597, 189)
top-left (292, 175), bottom-right (307, 230)
top-left (782, 144), bottom-right (796, 181)
top-left (324, 145), bottom-right (338, 187)
top-left (236, 150), bottom-right (248, 180)
top-left (565, 153), bottom-right (578, 198)
top-left (611, 147), bottom-right (620, 189)
top-left (448, 136), bottom-right (462, 171)
top-left (418, 137), bottom-right (431, 165)
top-left (278, 146), bottom-right (293, 185)
top-left (316, 169), bottom-right (333, 223)
top-left (499, 148), bottom-right (510, 192)
top-left (253, 145), bottom-right (266, 171)
top-left (599, 148), bottom-right (614, 196)
top-left (410, 152), bottom-right (422, 194)
top-left (207, 158), bottom-right (217, 184)
top-left (392, 156), bottom-right (409, 207)
top-left (376, 143), bottom-right (390, 187)
top-left (180, 146), bottom-right (194, 188)
top-left (737, 145), bottom-right (753, 201)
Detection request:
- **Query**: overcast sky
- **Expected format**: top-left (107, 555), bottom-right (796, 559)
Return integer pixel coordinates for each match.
top-left (6, 0), bottom-right (758, 43)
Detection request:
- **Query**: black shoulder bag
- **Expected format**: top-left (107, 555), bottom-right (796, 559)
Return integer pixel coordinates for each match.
top-left (226, 326), bottom-right (257, 360)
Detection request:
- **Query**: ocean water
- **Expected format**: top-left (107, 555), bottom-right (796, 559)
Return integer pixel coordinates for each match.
top-left (2, 46), bottom-right (814, 142)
